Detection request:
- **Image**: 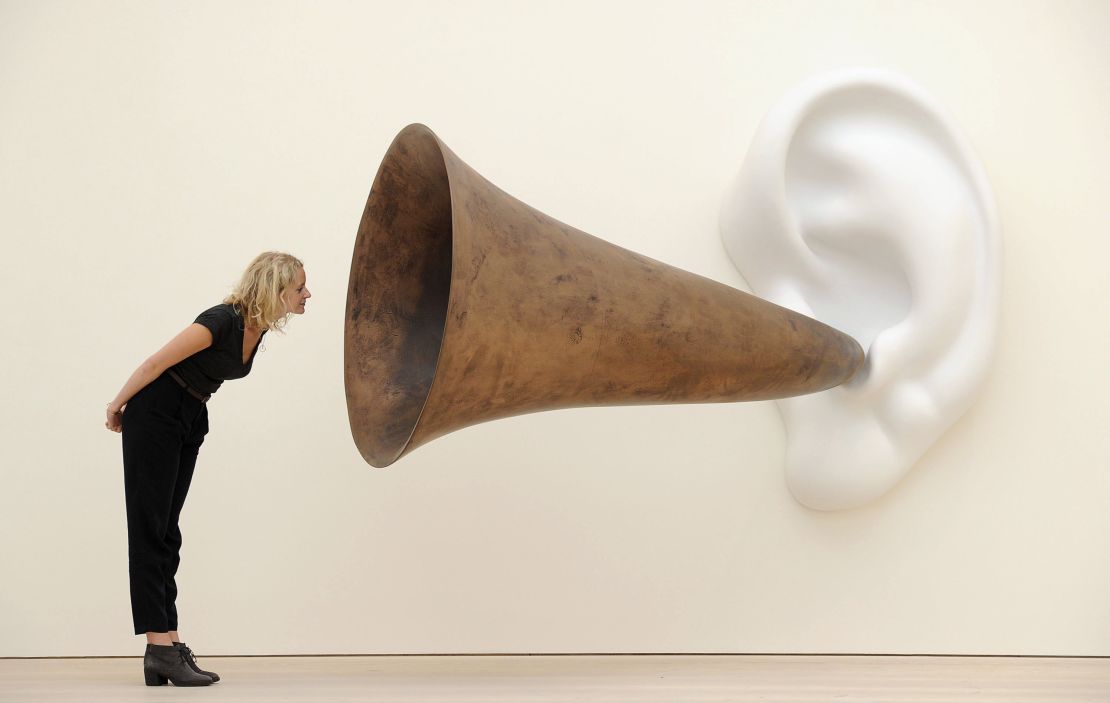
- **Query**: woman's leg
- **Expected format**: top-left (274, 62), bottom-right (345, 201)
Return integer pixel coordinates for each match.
top-left (161, 406), bottom-right (220, 683)
top-left (163, 434), bottom-right (203, 634)
top-left (123, 422), bottom-right (184, 636)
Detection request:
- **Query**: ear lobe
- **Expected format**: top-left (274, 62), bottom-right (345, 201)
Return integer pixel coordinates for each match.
top-left (721, 70), bottom-right (1001, 510)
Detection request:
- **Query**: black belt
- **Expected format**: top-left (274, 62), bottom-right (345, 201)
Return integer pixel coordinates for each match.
top-left (167, 368), bottom-right (211, 403)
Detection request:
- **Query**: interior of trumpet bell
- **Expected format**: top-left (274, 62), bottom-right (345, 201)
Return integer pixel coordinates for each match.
top-left (344, 125), bottom-right (454, 467)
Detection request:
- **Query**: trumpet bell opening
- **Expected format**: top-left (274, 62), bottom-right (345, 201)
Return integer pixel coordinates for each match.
top-left (345, 124), bottom-right (454, 467)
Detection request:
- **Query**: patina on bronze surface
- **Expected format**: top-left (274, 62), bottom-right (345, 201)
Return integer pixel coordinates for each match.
top-left (345, 124), bottom-right (864, 468)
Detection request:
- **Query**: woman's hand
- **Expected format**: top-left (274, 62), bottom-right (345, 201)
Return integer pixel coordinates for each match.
top-left (105, 403), bottom-right (124, 433)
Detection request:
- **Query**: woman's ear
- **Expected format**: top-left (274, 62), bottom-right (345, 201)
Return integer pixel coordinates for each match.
top-left (720, 69), bottom-right (1001, 510)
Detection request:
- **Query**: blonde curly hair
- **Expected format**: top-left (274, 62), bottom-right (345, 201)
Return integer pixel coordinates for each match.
top-left (223, 251), bottom-right (304, 333)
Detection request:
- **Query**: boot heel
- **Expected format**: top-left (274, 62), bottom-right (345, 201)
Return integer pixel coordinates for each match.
top-left (144, 669), bottom-right (168, 686)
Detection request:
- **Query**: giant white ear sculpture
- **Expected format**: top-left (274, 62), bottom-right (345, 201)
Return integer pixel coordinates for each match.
top-left (720, 70), bottom-right (1001, 510)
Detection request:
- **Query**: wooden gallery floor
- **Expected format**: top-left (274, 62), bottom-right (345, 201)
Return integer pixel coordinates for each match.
top-left (1, 654), bottom-right (1108, 702)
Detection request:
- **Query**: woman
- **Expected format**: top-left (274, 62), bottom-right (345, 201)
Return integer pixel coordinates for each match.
top-left (105, 252), bottom-right (311, 686)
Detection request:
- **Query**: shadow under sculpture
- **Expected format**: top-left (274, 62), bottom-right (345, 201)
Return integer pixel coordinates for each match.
top-left (345, 124), bottom-right (864, 468)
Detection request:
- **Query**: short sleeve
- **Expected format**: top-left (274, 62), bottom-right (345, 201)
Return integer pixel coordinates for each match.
top-left (194, 305), bottom-right (231, 346)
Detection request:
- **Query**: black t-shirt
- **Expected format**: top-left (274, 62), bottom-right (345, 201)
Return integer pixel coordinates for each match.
top-left (170, 303), bottom-right (266, 395)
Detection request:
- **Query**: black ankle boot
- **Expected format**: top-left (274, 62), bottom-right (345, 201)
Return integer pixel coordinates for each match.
top-left (143, 643), bottom-right (213, 686)
top-left (175, 642), bottom-right (220, 682)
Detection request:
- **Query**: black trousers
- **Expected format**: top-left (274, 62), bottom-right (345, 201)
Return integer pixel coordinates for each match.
top-left (121, 371), bottom-right (209, 635)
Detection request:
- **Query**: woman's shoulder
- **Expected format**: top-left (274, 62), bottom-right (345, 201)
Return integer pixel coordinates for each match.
top-left (194, 303), bottom-right (239, 331)
top-left (197, 302), bottom-right (237, 318)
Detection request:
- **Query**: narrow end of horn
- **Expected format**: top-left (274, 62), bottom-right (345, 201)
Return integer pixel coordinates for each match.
top-left (780, 308), bottom-right (868, 397)
top-left (344, 125), bottom-right (453, 467)
top-left (827, 328), bottom-right (867, 389)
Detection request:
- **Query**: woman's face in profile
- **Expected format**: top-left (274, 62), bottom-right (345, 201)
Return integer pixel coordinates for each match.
top-left (282, 267), bottom-right (311, 315)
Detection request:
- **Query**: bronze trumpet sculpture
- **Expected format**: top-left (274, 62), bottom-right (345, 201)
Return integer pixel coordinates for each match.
top-left (345, 124), bottom-right (864, 468)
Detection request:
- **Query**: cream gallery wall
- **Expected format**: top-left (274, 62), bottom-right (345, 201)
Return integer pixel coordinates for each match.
top-left (1, 0), bottom-right (1108, 657)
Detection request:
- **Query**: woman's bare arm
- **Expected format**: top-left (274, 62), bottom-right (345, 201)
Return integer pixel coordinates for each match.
top-left (105, 324), bottom-right (214, 431)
